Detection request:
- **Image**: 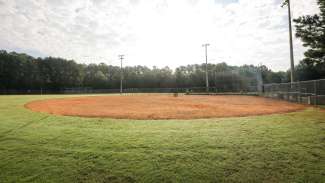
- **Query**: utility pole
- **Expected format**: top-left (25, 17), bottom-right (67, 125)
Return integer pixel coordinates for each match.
top-left (118, 55), bottom-right (124, 94)
top-left (202, 43), bottom-right (210, 92)
top-left (282, 0), bottom-right (295, 83)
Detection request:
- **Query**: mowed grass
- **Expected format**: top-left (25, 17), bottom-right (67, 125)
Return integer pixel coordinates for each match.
top-left (0, 95), bottom-right (324, 183)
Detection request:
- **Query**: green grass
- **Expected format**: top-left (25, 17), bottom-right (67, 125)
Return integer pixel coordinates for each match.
top-left (319, 105), bottom-right (325, 109)
top-left (0, 95), bottom-right (324, 183)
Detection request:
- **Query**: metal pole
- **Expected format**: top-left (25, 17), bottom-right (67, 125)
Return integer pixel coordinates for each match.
top-left (298, 81), bottom-right (301, 103)
top-left (214, 69), bottom-right (217, 93)
top-left (314, 80), bottom-right (317, 106)
top-left (119, 55), bottom-right (124, 94)
top-left (283, 0), bottom-right (295, 83)
top-left (202, 44), bottom-right (210, 92)
top-left (288, 0), bottom-right (295, 83)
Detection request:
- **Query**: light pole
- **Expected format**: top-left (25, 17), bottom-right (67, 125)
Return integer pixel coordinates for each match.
top-left (202, 44), bottom-right (210, 92)
top-left (118, 55), bottom-right (124, 94)
top-left (282, 0), bottom-right (295, 83)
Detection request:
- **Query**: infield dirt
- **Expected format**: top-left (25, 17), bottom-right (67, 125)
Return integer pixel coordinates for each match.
top-left (24, 95), bottom-right (307, 120)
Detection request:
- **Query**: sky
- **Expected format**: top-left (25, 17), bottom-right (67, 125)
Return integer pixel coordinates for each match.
top-left (0, 0), bottom-right (320, 71)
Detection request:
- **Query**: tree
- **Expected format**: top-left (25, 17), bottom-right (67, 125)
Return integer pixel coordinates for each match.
top-left (0, 49), bottom-right (291, 92)
top-left (293, 0), bottom-right (325, 80)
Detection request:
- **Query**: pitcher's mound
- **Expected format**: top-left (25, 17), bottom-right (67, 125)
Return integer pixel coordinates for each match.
top-left (25, 95), bottom-right (306, 120)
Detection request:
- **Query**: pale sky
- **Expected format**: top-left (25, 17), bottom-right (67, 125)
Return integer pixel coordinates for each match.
top-left (0, 0), bottom-right (320, 71)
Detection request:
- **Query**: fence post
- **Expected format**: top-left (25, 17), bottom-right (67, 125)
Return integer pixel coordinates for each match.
top-left (298, 82), bottom-right (301, 103)
top-left (314, 80), bottom-right (317, 106)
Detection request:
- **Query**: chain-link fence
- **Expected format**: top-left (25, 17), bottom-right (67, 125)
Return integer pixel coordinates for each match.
top-left (2, 79), bottom-right (324, 106)
top-left (0, 86), bottom-right (258, 95)
top-left (263, 79), bottom-right (325, 105)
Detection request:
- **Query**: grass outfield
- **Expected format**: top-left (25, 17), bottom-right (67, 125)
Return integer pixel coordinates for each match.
top-left (0, 95), bottom-right (324, 182)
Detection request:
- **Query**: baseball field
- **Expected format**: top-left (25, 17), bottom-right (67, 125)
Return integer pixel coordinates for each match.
top-left (0, 94), bottom-right (324, 182)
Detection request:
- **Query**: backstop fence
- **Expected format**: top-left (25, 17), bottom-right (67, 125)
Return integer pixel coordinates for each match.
top-left (263, 79), bottom-right (325, 105)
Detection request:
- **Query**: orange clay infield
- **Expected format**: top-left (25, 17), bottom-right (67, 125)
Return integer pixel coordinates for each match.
top-left (25, 94), bottom-right (307, 120)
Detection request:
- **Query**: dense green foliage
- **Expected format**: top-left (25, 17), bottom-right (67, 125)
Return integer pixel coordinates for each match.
top-left (0, 95), bottom-right (324, 182)
top-left (0, 50), bottom-right (286, 91)
top-left (294, 0), bottom-right (325, 80)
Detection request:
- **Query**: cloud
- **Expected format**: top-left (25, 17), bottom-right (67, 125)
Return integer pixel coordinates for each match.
top-left (0, 0), bottom-right (320, 70)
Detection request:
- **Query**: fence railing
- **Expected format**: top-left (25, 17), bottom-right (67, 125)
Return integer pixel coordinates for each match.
top-left (263, 79), bottom-right (325, 105)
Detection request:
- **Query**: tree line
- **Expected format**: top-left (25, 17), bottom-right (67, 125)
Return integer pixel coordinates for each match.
top-left (0, 50), bottom-right (288, 91)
